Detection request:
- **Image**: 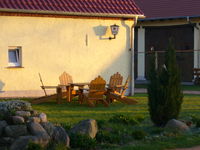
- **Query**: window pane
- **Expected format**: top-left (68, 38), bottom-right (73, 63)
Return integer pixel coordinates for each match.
top-left (9, 50), bottom-right (18, 63)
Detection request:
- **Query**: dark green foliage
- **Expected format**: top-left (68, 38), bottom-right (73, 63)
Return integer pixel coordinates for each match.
top-left (59, 122), bottom-right (72, 132)
top-left (46, 142), bottom-right (69, 150)
top-left (135, 115), bottom-right (145, 123)
top-left (132, 130), bottom-right (147, 140)
top-left (147, 40), bottom-right (183, 127)
top-left (190, 115), bottom-right (200, 127)
top-left (27, 142), bottom-right (43, 150)
top-left (69, 133), bottom-right (96, 150)
top-left (96, 130), bottom-right (121, 144)
top-left (96, 119), bottom-right (106, 129)
top-left (109, 114), bottom-right (139, 125)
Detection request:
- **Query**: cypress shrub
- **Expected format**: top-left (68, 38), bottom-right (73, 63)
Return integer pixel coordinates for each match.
top-left (147, 40), bottom-right (183, 127)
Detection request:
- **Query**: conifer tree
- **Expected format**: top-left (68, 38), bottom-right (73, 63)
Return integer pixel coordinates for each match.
top-left (147, 40), bottom-right (183, 127)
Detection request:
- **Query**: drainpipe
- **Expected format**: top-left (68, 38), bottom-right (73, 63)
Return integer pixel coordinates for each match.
top-left (130, 16), bottom-right (138, 96)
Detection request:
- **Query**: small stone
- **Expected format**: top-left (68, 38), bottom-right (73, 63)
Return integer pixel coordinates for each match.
top-left (39, 113), bottom-right (47, 123)
top-left (12, 116), bottom-right (25, 124)
top-left (30, 110), bottom-right (38, 116)
top-left (165, 119), bottom-right (190, 132)
top-left (29, 117), bottom-right (41, 123)
top-left (53, 126), bottom-right (70, 147)
top-left (70, 119), bottom-right (98, 139)
top-left (5, 125), bottom-right (28, 138)
top-left (15, 111), bottom-right (31, 118)
top-left (0, 120), bottom-right (7, 136)
top-left (0, 137), bottom-right (15, 146)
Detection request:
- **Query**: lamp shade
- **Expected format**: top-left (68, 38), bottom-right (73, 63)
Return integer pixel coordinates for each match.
top-left (110, 24), bottom-right (119, 36)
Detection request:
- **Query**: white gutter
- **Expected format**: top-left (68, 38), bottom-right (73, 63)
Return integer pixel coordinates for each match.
top-left (0, 8), bottom-right (145, 19)
top-left (130, 16), bottom-right (139, 95)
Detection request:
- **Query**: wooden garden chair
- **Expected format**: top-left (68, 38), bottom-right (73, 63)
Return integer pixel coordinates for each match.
top-left (106, 72), bottom-right (123, 103)
top-left (83, 76), bottom-right (109, 107)
top-left (107, 76), bottom-right (138, 105)
top-left (32, 72), bottom-right (77, 104)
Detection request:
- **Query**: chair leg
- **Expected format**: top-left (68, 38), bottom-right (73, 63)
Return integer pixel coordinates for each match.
top-left (87, 99), bottom-right (95, 107)
top-left (56, 87), bottom-right (62, 104)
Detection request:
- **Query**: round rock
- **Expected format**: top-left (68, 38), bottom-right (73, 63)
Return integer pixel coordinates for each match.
top-left (39, 113), bottom-right (47, 123)
top-left (5, 125), bottom-right (28, 138)
top-left (0, 120), bottom-right (7, 136)
top-left (70, 119), bottom-right (98, 139)
top-left (53, 126), bottom-right (70, 147)
top-left (12, 116), bottom-right (25, 124)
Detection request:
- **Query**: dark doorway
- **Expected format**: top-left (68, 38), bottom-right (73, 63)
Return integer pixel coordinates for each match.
top-left (145, 24), bottom-right (194, 82)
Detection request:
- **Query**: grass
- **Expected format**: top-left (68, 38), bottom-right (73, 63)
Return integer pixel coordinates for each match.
top-left (32, 95), bottom-right (200, 124)
top-left (135, 84), bottom-right (200, 91)
top-left (1, 95), bottom-right (200, 150)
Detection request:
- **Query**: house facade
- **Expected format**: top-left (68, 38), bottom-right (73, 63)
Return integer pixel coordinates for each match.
top-left (134, 0), bottom-right (200, 82)
top-left (0, 0), bottom-right (144, 97)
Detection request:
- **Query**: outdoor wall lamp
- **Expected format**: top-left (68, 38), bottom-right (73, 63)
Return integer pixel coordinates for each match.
top-left (109, 24), bottom-right (119, 40)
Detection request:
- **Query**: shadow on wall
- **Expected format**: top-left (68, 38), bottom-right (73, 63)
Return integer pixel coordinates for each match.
top-left (0, 80), bottom-right (5, 91)
top-left (93, 25), bottom-right (110, 40)
top-left (92, 20), bottom-right (133, 95)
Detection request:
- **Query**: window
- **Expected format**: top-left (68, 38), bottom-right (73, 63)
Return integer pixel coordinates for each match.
top-left (8, 46), bottom-right (22, 67)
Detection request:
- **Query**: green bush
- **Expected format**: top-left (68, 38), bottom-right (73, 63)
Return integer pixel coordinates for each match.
top-left (69, 133), bottom-right (96, 150)
top-left (60, 122), bottom-right (72, 132)
top-left (135, 115), bottom-right (145, 123)
top-left (109, 114), bottom-right (139, 125)
top-left (27, 142), bottom-right (43, 150)
top-left (132, 130), bottom-right (147, 140)
top-left (96, 130), bottom-right (121, 144)
top-left (46, 142), bottom-right (69, 150)
top-left (147, 40), bottom-right (183, 127)
top-left (191, 115), bottom-right (200, 127)
top-left (96, 119), bottom-right (106, 129)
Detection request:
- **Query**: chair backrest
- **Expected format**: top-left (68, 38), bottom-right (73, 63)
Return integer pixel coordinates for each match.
top-left (109, 72), bottom-right (123, 93)
top-left (120, 76), bottom-right (130, 97)
top-left (88, 76), bottom-right (106, 99)
top-left (59, 72), bottom-right (73, 85)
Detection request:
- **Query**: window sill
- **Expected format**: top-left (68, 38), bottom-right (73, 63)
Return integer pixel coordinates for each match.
top-left (6, 66), bottom-right (24, 69)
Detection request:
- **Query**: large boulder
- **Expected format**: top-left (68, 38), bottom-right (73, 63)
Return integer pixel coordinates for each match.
top-left (27, 122), bottom-right (50, 145)
top-left (52, 126), bottom-right (70, 147)
top-left (10, 135), bottom-right (47, 150)
top-left (5, 125), bottom-right (28, 138)
top-left (165, 119), bottom-right (190, 132)
top-left (41, 122), bottom-right (54, 137)
top-left (0, 120), bottom-right (7, 136)
top-left (70, 119), bottom-right (98, 139)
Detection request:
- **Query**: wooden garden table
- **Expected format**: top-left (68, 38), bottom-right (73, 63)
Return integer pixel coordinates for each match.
top-left (68, 82), bottom-right (89, 103)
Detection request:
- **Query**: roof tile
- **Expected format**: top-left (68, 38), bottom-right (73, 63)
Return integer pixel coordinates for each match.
top-left (0, 0), bottom-right (144, 17)
top-left (134, 0), bottom-right (200, 19)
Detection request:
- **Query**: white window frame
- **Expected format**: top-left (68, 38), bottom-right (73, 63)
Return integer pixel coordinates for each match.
top-left (8, 46), bottom-right (22, 67)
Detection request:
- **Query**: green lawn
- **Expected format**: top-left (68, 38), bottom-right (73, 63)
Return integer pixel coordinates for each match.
top-left (30, 95), bottom-right (200, 150)
top-left (32, 95), bottom-right (200, 124)
top-left (1, 95), bottom-right (200, 149)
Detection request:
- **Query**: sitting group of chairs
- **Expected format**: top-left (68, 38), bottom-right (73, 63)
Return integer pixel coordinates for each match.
top-left (32, 72), bottom-right (137, 107)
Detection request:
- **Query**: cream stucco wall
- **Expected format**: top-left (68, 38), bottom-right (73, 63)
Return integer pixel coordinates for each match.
top-left (0, 15), bottom-right (134, 92)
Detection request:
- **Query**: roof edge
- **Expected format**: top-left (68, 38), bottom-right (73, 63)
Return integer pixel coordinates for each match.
top-left (138, 15), bottom-right (200, 22)
top-left (0, 8), bottom-right (145, 19)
